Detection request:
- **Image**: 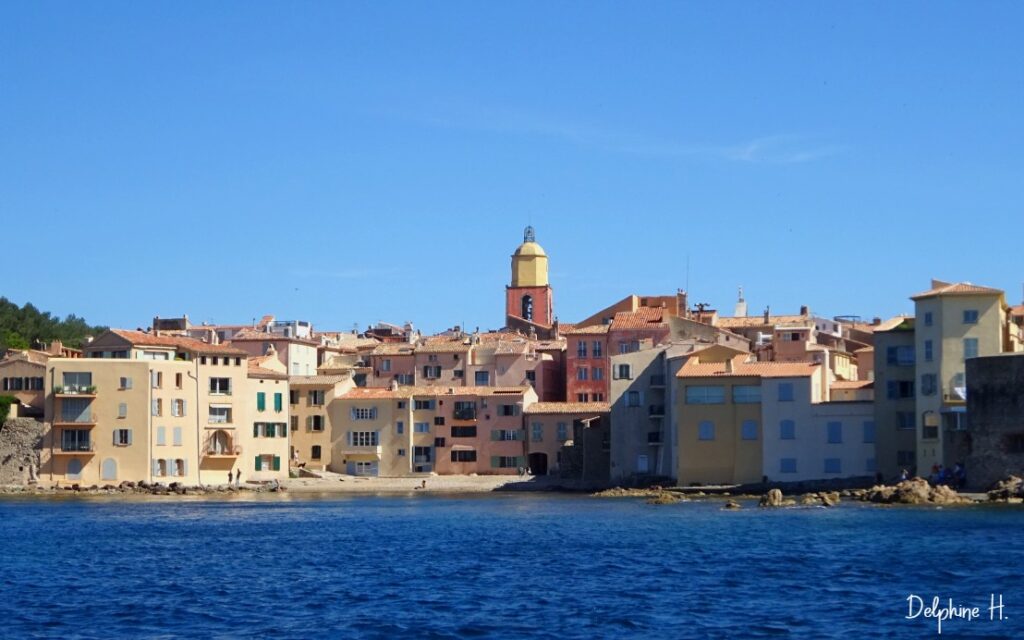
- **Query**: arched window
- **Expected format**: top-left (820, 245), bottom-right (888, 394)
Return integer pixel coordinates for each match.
top-left (101, 458), bottom-right (117, 481)
top-left (522, 295), bottom-right (533, 321)
top-left (66, 458), bottom-right (82, 480)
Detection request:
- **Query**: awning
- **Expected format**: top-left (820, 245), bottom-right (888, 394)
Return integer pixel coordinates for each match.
top-left (209, 403), bottom-right (232, 409)
top-left (450, 444), bottom-right (476, 451)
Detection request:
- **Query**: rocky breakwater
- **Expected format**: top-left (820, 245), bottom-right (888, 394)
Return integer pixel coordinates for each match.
top-left (853, 478), bottom-right (973, 505)
top-left (0, 480), bottom-right (286, 497)
top-left (987, 476), bottom-right (1024, 503)
top-left (592, 486), bottom-right (688, 505)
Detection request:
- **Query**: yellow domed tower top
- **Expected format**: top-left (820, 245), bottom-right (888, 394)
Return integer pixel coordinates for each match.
top-left (511, 225), bottom-right (549, 287)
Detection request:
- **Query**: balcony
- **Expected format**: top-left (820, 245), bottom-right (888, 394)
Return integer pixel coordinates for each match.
top-left (337, 444), bottom-right (383, 457)
top-left (453, 408), bottom-right (478, 421)
top-left (54, 386), bottom-right (98, 398)
top-left (649, 375), bottom-right (666, 388)
top-left (54, 413), bottom-right (97, 427)
top-left (204, 431), bottom-right (241, 457)
top-left (648, 405), bottom-right (665, 418)
top-left (54, 442), bottom-right (96, 455)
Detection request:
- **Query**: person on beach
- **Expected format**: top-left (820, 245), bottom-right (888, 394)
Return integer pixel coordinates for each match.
top-left (236, 471), bottom-right (242, 487)
top-left (900, 468), bottom-right (909, 482)
top-left (228, 470), bottom-right (233, 484)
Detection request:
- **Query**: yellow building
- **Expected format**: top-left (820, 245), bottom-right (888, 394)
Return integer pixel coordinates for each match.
top-left (911, 280), bottom-right (1015, 471)
top-left (42, 329), bottom-right (289, 486)
top-left (288, 373), bottom-right (355, 470)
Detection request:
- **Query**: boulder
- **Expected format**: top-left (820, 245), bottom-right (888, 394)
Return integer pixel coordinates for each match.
top-left (987, 476), bottom-right (1024, 501)
top-left (759, 488), bottom-right (784, 507)
top-left (723, 500), bottom-right (742, 510)
top-left (821, 491), bottom-right (841, 507)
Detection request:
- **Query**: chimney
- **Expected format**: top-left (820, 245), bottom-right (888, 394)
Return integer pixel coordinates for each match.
top-left (800, 305), bottom-right (809, 317)
top-left (763, 307), bottom-right (770, 324)
top-left (724, 358), bottom-right (733, 374)
top-left (389, 379), bottom-right (399, 391)
top-left (49, 340), bottom-right (63, 356)
top-left (872, 317), bottom-right (882, 326)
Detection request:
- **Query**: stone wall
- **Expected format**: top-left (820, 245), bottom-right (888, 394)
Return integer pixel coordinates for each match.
top-left (0, 418), bottom-right (44, 485)
top-left (966, 354), bottom-right (1024, 490)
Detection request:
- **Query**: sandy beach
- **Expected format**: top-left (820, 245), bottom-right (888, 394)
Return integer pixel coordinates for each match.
top-left (283, 471), bottom-right (561, 494)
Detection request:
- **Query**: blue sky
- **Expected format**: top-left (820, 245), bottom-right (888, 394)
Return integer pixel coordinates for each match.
top-left (2, 2), bottom-right (1022, 333)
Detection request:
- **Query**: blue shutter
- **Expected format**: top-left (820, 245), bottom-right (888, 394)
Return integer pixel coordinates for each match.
top-left (182, 459), bottom-right (189, 476)
top-left (127, 429), bottom-right (133, 446)
top-left (152, 459), bottom-right (159, 477)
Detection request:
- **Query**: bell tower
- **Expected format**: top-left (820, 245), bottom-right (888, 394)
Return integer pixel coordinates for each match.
top-left (506, 226), bottom-right (554, 333)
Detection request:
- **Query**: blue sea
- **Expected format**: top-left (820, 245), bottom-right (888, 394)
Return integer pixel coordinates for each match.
top-left (1, 493), bottom-right (1021, 639)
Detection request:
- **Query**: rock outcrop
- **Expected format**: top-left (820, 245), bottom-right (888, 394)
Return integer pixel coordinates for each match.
top-left (0, 418), bottom-right (44, 485)
top-left (857, 478), bottom-right (972, 505)
top-left (759, 488), bottom-right (784, 507)
top-left (987, 476), bottom-right (1024, 502)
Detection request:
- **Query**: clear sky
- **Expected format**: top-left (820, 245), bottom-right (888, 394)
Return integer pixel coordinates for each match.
top-left (2, 2), bottom-right (1022, 334)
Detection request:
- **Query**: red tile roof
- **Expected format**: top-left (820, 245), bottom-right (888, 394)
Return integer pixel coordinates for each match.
top-left (107, 329), bottom-right (247, 355)
top-left (524, 401), bottom-right (611, 414)
top-left (677, 355), bottom-right (819, 379)
top-left (610, 307), bottom-right (665, 331)
top-left (910, 280), bottom-right (1004, 300)
top-left (562, 324), bottom-right (610, 335)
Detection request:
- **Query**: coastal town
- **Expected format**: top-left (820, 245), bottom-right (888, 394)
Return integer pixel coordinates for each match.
top-left (2, 226), bottom-right (1024, 496)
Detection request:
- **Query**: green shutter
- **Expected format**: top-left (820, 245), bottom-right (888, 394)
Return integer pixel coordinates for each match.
top-left (517, 456), bottom-right (525, 468)
top-left (254, 455), bottom-right (261, 471)
top-left (274, 393), bottom-right (283, 412)
top-left (491, 456), bottom-right (500, 468)
top-left (490, 430), bottom-right (499, 441)
top-left (253, 424), bottom-right (259, 438)
top-left (257, 392), bottom-right (266, 412)
top-left (273, 455), bottom-right (281, 471)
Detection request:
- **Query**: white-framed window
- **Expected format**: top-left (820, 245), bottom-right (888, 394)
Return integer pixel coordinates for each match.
top-left (963, 309), bottom-right (979, 324)
top-left (350, 431), bottom-right (379, 447)
top-left (351, 407), bottom-right (377, 420)
top-left (685, 386), bottom-right (724, 404)
top-left (113, 428), bottom-right (132, 446)
top-left (151, 398), bottom-right (162, 417)
top-left (493, 429), bottom-right (520, 441)
top-left (209, 377), bottom-right (231, 395)
top-left (414, 422), bottom-right (430, 433)
top-left (209, 407), bottom-right (232, 424)
top-left (697, 421), bottom-right (715, 441)
top-left (171, 399), bottom-right (186, 417)
top-left (592, 341), bottom-right (603, 357)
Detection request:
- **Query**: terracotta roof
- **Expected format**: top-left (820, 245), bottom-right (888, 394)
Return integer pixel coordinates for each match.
top-left (910, 280), bottom-right (1003, 300)
top-left (677, 355), bottom-right (819, 379)
top-left (853, 346), bottom-right (875, 354)
top-left (831, 380), bottom-right (873, 390)
top-left (371, 343), bottom-right (417, 356)
top-left (562, 324), bottom-right (610, 335)
top-left (716, 314), bottom-right (807, 329)
top-left (493, 340), bottom-right (530, 356)
top-left (524, 401), bottom-right (611, 414)
top-left (1010, 305), bottom-right (1024, 317)
top-left (106, 329), bottom-right (247, 355)
top-left (873, 316), bottom-right (914, 332)
top-left (289, 375), bottom-right (350, 386)
top-left (228, 328), bottom-right (320, 346)
top-left (416, 340), bottom-right (472, 354)
top-left (610, 307), bottom-right (665, 331)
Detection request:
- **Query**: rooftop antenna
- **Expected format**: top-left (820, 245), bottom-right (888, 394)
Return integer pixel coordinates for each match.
top-left (685, 254), bottom-right (690, 295)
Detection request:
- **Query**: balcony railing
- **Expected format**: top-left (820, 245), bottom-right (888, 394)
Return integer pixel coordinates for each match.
top-left (413, 455), bottom-right (431, 464)
top-left (648, 405), bottom-right (665, 417)
top-left (453, 408), bottom-right (477, 421)
top-left (204, 443), bottom-right (242, 457)
top-left (55, 386), bottom-right (98, 396)
top-left (56, 413), bottom-right (97, 425)
top-left (57, 442), bottom-right (95, 454)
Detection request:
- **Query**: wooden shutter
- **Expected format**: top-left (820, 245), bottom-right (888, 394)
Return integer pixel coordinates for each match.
top-left (152, 459), bottom-right (159, 477)
top-left (113, 431), bottom-right (119, 445)
top-left (254, 456), bottom-right (261, 471)
top-left (182, 459), bottom-right (189, 476)
top-left (127, 429), bottom-right (133, 446)
top-left (182, 400), bottom-right (187, 416)
top-left (274, 393), bottom-right (283, 412)
top-left (253, 424), bottom-right (260, 438)
top-left (273, 456), bottom-right (281, 471)
top-left (257, 392), bottom-right (266, 412)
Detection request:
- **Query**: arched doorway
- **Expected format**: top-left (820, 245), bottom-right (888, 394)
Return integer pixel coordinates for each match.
top-left (66, 458), bottom-right (82, 480)
top-left (528, 452), bottom-right (548, 476)
top-left (210, 430), bottom-right (231, 454)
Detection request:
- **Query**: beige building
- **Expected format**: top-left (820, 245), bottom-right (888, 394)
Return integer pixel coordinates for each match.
top-left (288, 373), bottom-right (355, 470)
top-left (42, 329), bottom-right (289, 486)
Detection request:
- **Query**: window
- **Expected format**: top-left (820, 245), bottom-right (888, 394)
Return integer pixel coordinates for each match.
top-left (780, 420), bottom-right (795, 440)
top-left (886, 380), bottom-right (914, 399)
top-left (592, 341), bottom-right (603, 357)
top-left (453, 369), bottom-right (464, 379)
top-left (395, 374), bottom-right (414, 385)
top-left (491, 456), bottom-right (523, 469)
top-left (156, 426), bottom-right (166, 446)
top-left (592, 367), bottom-right (603, 381)
top-left (521, 295), bottom-right (533, 321)
top-left (827, 421), bottom-right (843, 444)
top-left (924, 311), bottom-right (933, 326)
top-left (414, 422), bottom-right (431, 433)
top-left (414, 399), bottom-right (435, 411)
top-left (151, 398), bottom-right (162, 417)
top-left (557, 422), bottom-right (568, 441)
top-left (171, 399), bottom-right (186, 417)
top-left (497, 404), bottom-right (518, 417)
top-left (274, 393), bottom-right (283, 412)
top-left (627, 391), bottom-right (641, 408)
top-left (61, 397), bottom-right (91, 423)
top-left (209, 406), bottom-right (232, 424)
top-left (290, 416), bottom-right (298, 431)
top-left (474, 370), bottom-right (490, 385)
top-left (434, 416), bottom-right (445, 426)
top-left (150, 370), bottom-right (163, 389)
top-left (113, 429), bottom-right (132, 446)
top-left (350, 431), bottom-right (380, 447)
top-left (257, 392), bottom-right (266, 412)
top-left (351, 407), bottom-right (377, 420)
top-left (697, 421), bottom-right (715, 441)
top-left (863, 421), bottom-right (876, 444)
top-left (824, 458), bottom-right (842, 474)
top-left (897, 450), bottom-right (916, 466)
top-left (593, 393), bottom-right (604, 402)
top-left (924, 340), bottom-right (933, 362)
top-left (118, 403), bottom-right (128, 419)
top-left (454, 401), bottom-right (477, 419)
top-left (886, 346), bottom-right (915, 366)
top-left (304, 415), bottom-right (323, 432)
top-left (175, 373), bottom-right (183, 389)
top-left (531, 422), bottom-right (543, 442)
top-left (311, 445), bottom-right (321, 460)
top-left (492, 429), bottom-right (521, 441)
top-left (209, 377), bottom-right (231, 395)
top-left (963, 338), bottom-right (979, 360)
top-left (172, 427), bottom-right (183, 446)
top-left (577, 341), bottom-right (587, 358)
top-left (897, 412), bottom-right (915, 430)
top-left (780, 458), bottom-right (797, 474)
top-left (576, 368), bottom-right (588, 381)
top-left (921, 374), bottom-right (937, 396)
top-left (423, 365), bottom-right (442, 379)
top-left (451, 426), bottom-right (477, 438)
top-left (119, 376), bottom-right (133, 390)
top-left (525, 371), bottom-right (536, 383)
top-left (309, 390), bottom-right (325, 406)
top-left (61, 372), bottom-right (92, 392)
top-left (777, 383), bottom-right (794, 402)
top-left (381, 358), bottom-right (392, 372)
top-left (397, 448), bottom-right (406, 457)
top-left (451, 450), bottom-right (477, 462)
top-left (615, 364), bottom-right (632, 379)
top-left (685, 386), bottom-right (725, 404)
top-left (394, 421), bottom-right (404, 434)
top-left (61, 429), bottom-right (91, 452)
top-left (963, 309), bottom-right (979, 324)
top-left (733, 385), bottom-right (761, 404)
top-left (741, 420), bottom-right (758, 440)
top-left (290, 390), bottom-right (299, 405)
